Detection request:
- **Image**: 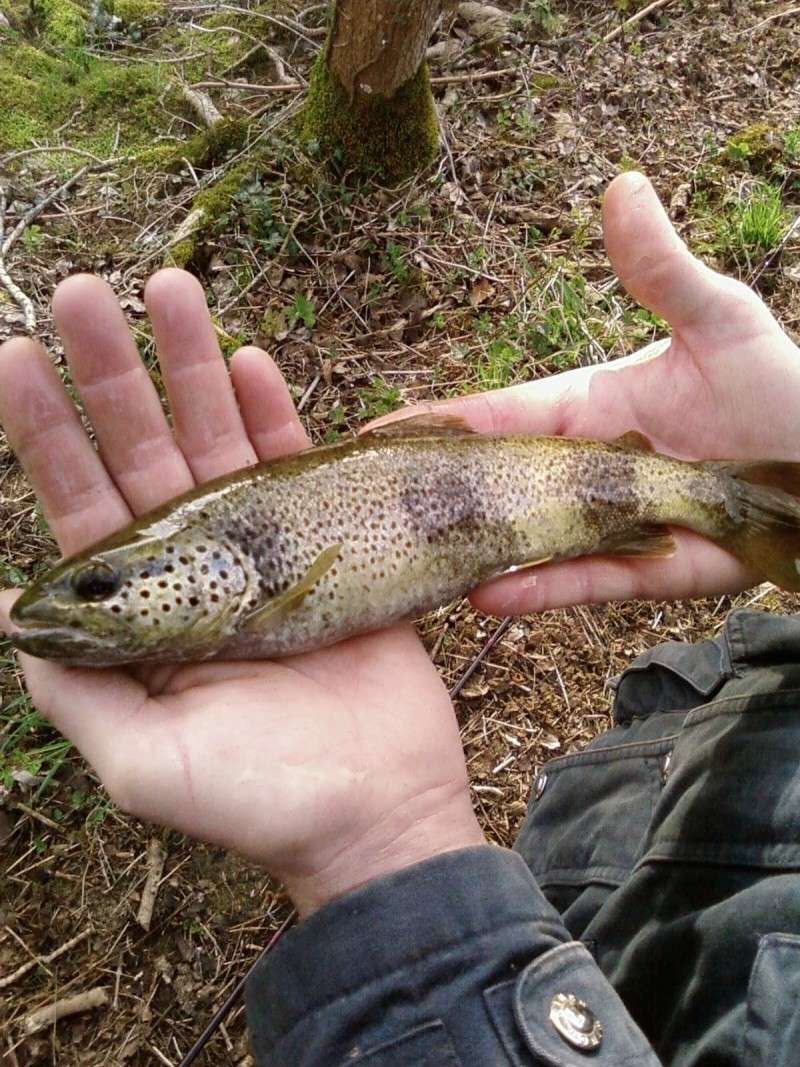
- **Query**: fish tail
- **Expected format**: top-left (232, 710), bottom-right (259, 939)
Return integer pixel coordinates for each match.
top-left (712, 461), bottom-right (800, 591)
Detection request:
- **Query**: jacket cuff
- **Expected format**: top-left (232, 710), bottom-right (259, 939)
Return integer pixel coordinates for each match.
top-left (246, 846), bottom-right (659, 1065)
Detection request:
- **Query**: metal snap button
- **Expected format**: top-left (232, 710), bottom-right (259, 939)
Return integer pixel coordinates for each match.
top-left (549, 992), bottom-right (603, 1051)
top-left (661, 751), bottom-right (672, 785)
top-left (534, 772), bottom-right (547, 800)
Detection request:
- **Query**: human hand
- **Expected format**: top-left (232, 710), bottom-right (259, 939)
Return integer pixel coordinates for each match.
top-left (379, 171), bottom-right (800, 615)
top-left (0, 271), bottom-right (485, 916)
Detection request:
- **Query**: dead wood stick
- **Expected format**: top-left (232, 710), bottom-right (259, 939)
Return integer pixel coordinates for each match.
top-left (587, 0), bottom-right (674, 56)
top-left (22, 987), bottom-right (108, 1035)
top-left (0, 927), bottom-right (93, 991)
top-left (12, 799), bottom-right (61, 832)
top-left (2, 164), bottom-right (90, 257)
top-left (193, 67), bottom-right (522, 96)
top-left (137, 837), bottom-right (166, 931)
top-left (0, 161), bottom-right (109, 331)
top-left (179, 84), bottom-right (224, 129)
top-left (744, 6), bottom-right (800, 34)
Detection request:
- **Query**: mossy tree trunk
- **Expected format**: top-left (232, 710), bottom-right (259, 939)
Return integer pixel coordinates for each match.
top-left (302, 0), bottom-right (441, 183)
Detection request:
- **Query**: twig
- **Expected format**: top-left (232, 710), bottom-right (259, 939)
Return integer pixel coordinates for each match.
top-left (587, 0), bottom-right (674, 56)
top-left (739, 6), bottom-right (800, 35)
top-left (431, 66), bottom-right (517, 85)
top-left (177, 912), bottom-right (295, 1067)
top-left (0, 927), bottom-right (93, 991)
top-left (22, 987), bottom-right (108, 1035)
top-left (12, 799), bottom-right (61, 832)
top-left (749, 211), bottom-right (800, 285)
top-left (218, 4), bottom-right (323, 46)
top-left (193, 67), bottom-right (522, 95)
top-left (179, 84), bottom-right (224, 129)
top-left (191, 79), bottom-right (301, 92)
top-left (137, 837), bottom-right (166, 931)
top-left (297, 373), bottom-right (321, 412)
top-left (0, 188), bottom-right (35, 332)
top-left (449, 617), bottom-right (513, 700)
top-left (3, 164), bottom-right (91, 257)
top-left (1, 145), bottom-right (113, 165)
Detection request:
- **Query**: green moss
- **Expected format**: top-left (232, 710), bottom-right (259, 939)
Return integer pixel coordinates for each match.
top-left (165, 238), bottom-right (196, 269)
top-left (163, 162), bottom-right (254, 269)
top-left (300, 56), bottom-right (439, 183)
top-left (725, 122), bottom-right (784, 174)
top-left (30, 0), bottom-right (87, 46)
top-left (110, 0), bottom-right (163, 21)
top-left (0, 39), bottom-right (175, 158)
top-left (185, 118), bottom-right (249, 169)
top-left (194, 162), bottom-right (252, 217)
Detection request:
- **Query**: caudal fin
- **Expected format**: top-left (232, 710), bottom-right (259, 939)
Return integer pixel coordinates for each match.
top-left (715, 461), bottom-right (800, 591)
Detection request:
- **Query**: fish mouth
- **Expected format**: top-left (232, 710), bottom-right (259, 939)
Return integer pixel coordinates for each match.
top-left (10, 625), bottom-right (116, 665)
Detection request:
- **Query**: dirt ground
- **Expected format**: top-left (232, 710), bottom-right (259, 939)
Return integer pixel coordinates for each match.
top-left (1, 1), bottom-right (799, 1063)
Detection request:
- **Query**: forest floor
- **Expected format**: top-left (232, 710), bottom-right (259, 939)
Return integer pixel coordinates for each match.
top-left (1, 0), bottom-right (799, 1063)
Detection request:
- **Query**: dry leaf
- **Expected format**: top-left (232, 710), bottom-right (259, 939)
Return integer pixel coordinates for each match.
top-left (469, 277), bottom-right (494, 307)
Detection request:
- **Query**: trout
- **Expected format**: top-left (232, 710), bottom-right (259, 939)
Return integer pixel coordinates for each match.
top-left (10, 414), bottom-right (800, 666)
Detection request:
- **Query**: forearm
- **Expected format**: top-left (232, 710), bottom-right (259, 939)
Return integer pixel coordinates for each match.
top-left (247, 847), bottom-right (661, 1066)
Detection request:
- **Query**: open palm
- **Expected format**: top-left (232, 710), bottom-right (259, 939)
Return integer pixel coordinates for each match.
top-left (0, 270), bottom-right (482, 915)
top-left (412, 172), bottom-right (800, 616)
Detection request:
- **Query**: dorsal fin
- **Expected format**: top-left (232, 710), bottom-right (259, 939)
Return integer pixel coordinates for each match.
top-left (360, 412), bottom-right (475, 440)
top-left (613, 430), bottom-right (655, 453)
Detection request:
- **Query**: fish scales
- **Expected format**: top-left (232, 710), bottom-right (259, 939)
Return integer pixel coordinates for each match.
top-left (214, 435), bottom-right (718, 659)
top-left (11, 422), bottom-right (800, 666)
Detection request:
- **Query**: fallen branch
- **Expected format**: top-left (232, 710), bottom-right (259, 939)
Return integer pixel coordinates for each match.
top-left (587, 0), bottom-right (674, 57)
top-left (449, 617), bottom-right (513, 701)
top-left (179, 84), bottom-right (224, 129)
top-left (0, 162), bottom-right (109, 332)
top-left (22, 987), bottom-right (108, 1035)
top-left (194, 66), bottom-right (524, 97)
top-left (136, 837), bottom-right (166, 931)
top-left (0, 927), bottom-right (93, 991)
top-left (741, 6), bottom-right (800, 35)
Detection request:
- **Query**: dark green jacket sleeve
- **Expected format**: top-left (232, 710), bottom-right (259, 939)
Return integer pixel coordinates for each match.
top-left (245, 845), bottom-right (660, 1065)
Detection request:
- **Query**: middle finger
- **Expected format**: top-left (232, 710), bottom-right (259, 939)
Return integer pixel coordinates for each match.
top-left (145, 269), bottom-right (259, 482)
top-left (53, 274), bottom-right (196, 514)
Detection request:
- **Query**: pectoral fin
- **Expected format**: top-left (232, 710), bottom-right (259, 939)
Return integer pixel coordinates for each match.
top-left (360, 412), bottom-right (475, 440)
top-left (599, 524), bottom-right (676, 558)
top-left (242, 544), bottom-right (342, 633)
top-left (613, 430), bottom-right (655, 453)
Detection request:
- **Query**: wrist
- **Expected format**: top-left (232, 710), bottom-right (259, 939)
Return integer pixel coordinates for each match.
top-left (281, 790), bottom-right (487, 918)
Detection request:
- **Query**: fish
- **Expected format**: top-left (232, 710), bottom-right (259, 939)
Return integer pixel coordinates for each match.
top-left (10, 413), bottom-right (800, 666)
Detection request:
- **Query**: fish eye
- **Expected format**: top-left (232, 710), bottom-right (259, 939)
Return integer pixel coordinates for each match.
top-left (73, 561), bottom-right (120, 602)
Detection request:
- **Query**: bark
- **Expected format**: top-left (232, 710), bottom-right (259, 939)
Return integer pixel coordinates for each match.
top-left (328, 0), bottom-right (441, 100)
top-left (302, 0), bottom-right (441, 182)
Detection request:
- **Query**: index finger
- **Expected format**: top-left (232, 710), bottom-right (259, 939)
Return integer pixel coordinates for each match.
top-left (0, 338), bottom-right (132, 556)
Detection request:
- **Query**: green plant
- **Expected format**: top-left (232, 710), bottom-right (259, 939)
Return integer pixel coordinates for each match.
top-left (356, 377), bottom-right (402, 420)
top-left (714, 183), bottom-right (788, 265)
top-left (22, 225), bottom-right (44, 251)
top-left (384, 240), bottom-right (409, 284)
top-left (523, 0), bottom-right (563, 34)
top-left (0, 686), bottom-right (72, 797)
top-left (737, 184), bottom-right (786, 251)
top-left (783, 128), bottom-right (800, 163)
top-left (287, 292), bottom-right (316, 330)
top-left (475, 339), bottom-right (520, 390)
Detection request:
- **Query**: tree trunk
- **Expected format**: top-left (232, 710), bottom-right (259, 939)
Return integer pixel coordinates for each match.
top-left (302, 0), bottom-right (441, 183)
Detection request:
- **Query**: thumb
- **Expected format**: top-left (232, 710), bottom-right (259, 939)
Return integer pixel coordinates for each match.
top-left (603, 172), bottom-right (776, 344)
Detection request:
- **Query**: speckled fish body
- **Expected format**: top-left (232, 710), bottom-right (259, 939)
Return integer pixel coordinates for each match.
top-left (11, 417), bottom-right (800, 665)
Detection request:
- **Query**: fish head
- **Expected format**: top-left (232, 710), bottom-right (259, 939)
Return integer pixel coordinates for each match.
top-left (10, 524), bottom-right (252, 665)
